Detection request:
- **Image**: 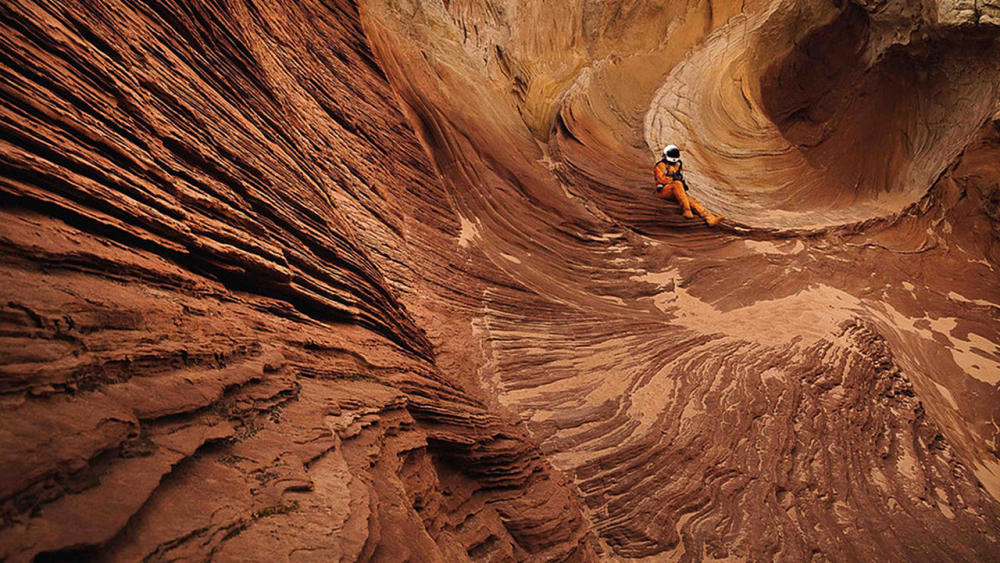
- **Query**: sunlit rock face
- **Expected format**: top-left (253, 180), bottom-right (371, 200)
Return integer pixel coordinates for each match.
top-left (2, 0), bottom-right (1000, 561)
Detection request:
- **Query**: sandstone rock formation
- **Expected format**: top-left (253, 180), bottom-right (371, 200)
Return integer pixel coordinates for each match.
top-left (2, 0), bottom-right (999, 561)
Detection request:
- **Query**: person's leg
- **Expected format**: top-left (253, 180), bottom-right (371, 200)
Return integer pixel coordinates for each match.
top-left (655, 182), bottom-right (679, 201)
top-left (687, 195), bottom-right (724, 226)
top-left (670, 182), bottom-right (695, 218)
top-left (688, 196), bottom-right (709, 217)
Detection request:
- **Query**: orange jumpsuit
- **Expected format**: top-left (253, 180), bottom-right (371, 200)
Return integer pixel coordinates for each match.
top-left (654, 160), bottom-right (722, 226)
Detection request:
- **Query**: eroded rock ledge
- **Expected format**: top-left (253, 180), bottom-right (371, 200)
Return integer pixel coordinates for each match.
top-left (3, 0), bottom-right (1000, 561)
top-left (1, 1), bottom-right (593, 560)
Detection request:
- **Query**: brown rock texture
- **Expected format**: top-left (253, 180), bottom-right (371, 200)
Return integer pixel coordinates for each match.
top-left (2, 0), bottom-right (1000, 561)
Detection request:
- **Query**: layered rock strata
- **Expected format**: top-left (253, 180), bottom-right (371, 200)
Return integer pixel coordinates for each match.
top-left (2, 0), bottom-right (1000, 561)
top-left (0, 1), bottom-right (593, 560)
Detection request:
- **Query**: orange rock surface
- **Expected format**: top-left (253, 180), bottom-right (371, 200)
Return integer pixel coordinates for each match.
top-left (2, 0), bottom-right (999, 560)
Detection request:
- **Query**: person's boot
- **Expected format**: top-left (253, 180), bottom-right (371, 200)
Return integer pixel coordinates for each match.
top-left (705, 214), bottom-right (724, 227)
top-left (682, 209), bottom-right (695, 219)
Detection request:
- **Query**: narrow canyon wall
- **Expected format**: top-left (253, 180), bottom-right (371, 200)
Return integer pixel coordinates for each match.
top-left (2, 0), bottom-right (1000, 561)
top-left (0, 1), bottom-right (594, 560)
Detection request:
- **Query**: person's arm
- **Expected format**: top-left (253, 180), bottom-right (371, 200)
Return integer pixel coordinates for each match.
top-left (654, 162), bottom-right (673, 185)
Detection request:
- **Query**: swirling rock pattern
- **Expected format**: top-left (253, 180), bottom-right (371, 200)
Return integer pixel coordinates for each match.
top-left (361, 0), bottom-right (1000, 559)
top-left (2, 0), bottom-right (1000, 561)
top-left (0, 1), bottom-right (593, 561)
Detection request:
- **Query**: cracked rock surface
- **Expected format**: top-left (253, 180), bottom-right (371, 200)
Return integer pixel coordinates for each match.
top-left (2, 0), bottom-right (1000, 561)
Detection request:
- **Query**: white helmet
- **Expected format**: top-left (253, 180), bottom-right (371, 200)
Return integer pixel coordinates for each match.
top-left (662, 144), bottom-right (681, 163)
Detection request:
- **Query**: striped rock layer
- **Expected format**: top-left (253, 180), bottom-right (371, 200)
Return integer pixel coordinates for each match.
top-left (2, 0), bottom-right (1000, 561)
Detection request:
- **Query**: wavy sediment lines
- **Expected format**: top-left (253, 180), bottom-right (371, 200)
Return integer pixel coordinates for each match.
top-left (0, 0), bottom-right (601, 560)
top-left (362, 0), bottom-right (1000, 559)
top-left (482, 287), bottom-right (1000, 559)
top-left (867, 295), bottom-right (1000, 493)
top-left (4, 0), bottom-right (1000, 559)
top-left (637, 268), bottom-right (863, 346)
top-left (645, 0), bottom-right (1000, 230)
top-left (361, 0), bottom-right (665, 322)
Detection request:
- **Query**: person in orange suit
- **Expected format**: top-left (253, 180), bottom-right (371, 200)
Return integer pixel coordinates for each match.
top-left (654, 145), bottom-right (723, 227)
